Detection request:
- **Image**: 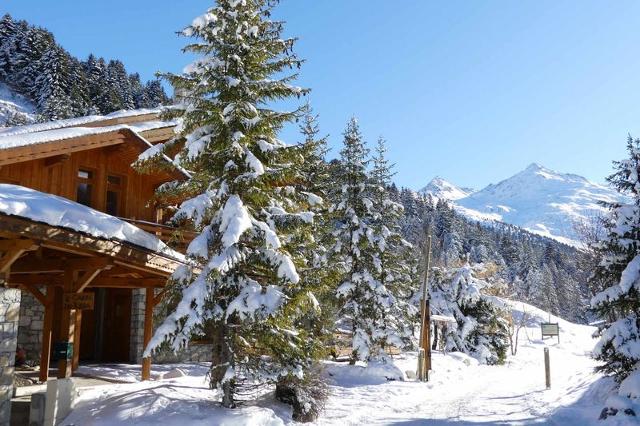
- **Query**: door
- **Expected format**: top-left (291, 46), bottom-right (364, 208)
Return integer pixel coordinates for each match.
top-left (101, 288), bottom-right (132, 362)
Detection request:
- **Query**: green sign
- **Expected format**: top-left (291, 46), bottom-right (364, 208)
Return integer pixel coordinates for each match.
top-left (52, 341), bottom-right (73, 361)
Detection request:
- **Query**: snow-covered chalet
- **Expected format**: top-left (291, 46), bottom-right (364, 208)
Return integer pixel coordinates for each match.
top-left (0, 109), bottom-right (207, 422)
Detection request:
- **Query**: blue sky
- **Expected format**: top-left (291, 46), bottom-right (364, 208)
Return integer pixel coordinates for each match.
top-left (4, 1), bottom-right (640, 190)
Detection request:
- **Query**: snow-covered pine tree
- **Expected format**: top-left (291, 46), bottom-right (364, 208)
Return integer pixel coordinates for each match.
top-left (591, 135), bottom-right (640, 382)
top-left (143, 79), bottom-right (169, 108)
top-left (34, 45), bottom-right (75, 121)
top-left (369, 137), bottom-right (417, 349)
top-left (430, 262), bottom-right (509, 365)
top-left (138, 0), bottom-right (321, 408)
top-left (0, 14), bottom-right (19, 81)
top-left (107, 59), bottom-right (135, 110)
top-left (332, 119), bottom-right (403, 362)
top-left (293, 103), bottom-right (337, 337)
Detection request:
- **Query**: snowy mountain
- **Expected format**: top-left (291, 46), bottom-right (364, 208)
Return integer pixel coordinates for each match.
top-left (421, 163), bottom-right (625, 246)
top-left (419, 176), bottom-right (474, 201)
top-left (0, 82), bottom-right (35, 127)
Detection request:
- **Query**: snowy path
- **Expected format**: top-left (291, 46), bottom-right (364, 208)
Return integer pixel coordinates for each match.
top-left (317, 301), bottom-right (611, 425)
top-left (62, 301), bottom-right (615, 425)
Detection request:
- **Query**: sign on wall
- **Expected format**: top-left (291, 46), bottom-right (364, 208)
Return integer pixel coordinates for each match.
top-left (63, 292), bottom-right (94, 310)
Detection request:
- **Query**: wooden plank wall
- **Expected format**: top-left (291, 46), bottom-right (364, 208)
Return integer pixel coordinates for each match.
top-left (0, 136), bottom-right (167, 222)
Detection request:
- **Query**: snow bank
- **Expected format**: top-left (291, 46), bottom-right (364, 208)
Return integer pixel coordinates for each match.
top-left (0, 184), bottom-right (183, 260)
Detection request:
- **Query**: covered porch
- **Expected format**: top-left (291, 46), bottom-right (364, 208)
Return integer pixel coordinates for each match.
top-left (0, 186), bottom-right (186, 384)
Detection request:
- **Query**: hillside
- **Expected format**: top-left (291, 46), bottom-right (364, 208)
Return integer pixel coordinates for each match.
top-left (0, 13), bottom-right (169, 126)
top-left (0, 81), bottom-right (34, 126)
top-left (420, 163), bottom-right (624, 246)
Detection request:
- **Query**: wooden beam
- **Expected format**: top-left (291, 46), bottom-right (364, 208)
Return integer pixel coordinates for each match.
top-left (0, 239), bottom-right (38, 251)
top-left (9, 275), bottom-right (166, 289)
top-left (39, 288), bottom-right (55, 382)
top-left (0, 132), bottom-right (126, 167)
top-left (44, 154), bottom-right (70, 168)
top-left (12, 257), bottom-right (111, 274)
top-left (0, 239), bottom-right (39, 274)
top-left (141, 287), bottom-right (154, 381)
top-left (19, 284), bottom-right (47, 306)
top-left (74, 264), bottom-right (112, 293)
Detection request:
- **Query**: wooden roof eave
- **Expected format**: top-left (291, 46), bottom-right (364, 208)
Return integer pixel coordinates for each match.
top-left (0, 129), bottom-right (128, 167)
top-left (0, 213), bottom-right (185, 279)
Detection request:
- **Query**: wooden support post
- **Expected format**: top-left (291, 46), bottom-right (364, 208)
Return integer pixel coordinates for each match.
top-left (39, 288), bottom-right (54, 383)
top-left (72, 309), bottom-right (82, 372)
top-left (544, 347), bottom-right (551, 389)
top-left (417, 235), bottom-right (432, 381)
top-left (141, 286), bottom-right (154, 381)
top-left (57, 269), bottom-right (76, 379)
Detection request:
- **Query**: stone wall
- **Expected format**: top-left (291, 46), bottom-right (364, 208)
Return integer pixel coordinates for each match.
top-left (17, 290), bottom-right (44, 362)
top-left (130, 288), bottom-right (213, 364)
top-left (130, 289), bottom-right (146, 364)
top-left (153, 342), bottom-right (213, 364)
top-left (0, 288), bottom-right (21, 425)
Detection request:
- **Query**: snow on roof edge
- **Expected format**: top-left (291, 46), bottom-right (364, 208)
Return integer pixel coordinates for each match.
top-left (0, 121), bottom-right (177, 151)
top-left (0, 107), bottom-right (167, 138)
top-left (0, 184), bottom-right (185, 263)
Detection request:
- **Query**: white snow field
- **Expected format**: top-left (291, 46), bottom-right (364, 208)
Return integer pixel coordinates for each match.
top-left (61, 301), bottom-right (622, 425)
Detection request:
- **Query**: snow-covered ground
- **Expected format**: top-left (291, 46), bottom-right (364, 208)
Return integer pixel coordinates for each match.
top-left (61, 301), bottom-right (620, 425)
top-left (0, 82), bottom-right (36, 127)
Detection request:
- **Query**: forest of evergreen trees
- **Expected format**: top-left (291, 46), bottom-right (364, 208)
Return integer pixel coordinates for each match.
top-left (391, 188), bottom-right (591, 323)
top-left (0, 13), bottom-right (169, 125)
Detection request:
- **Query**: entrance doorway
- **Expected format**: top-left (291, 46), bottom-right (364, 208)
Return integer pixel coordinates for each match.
top-left (79, 288), bottom-right (132, 362)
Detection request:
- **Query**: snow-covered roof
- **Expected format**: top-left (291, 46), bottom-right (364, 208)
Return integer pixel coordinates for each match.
top-left (0, 183), bottom-right (185, 261)
top-left (0, 107), bottom-right (163, 138)
top-left (0, 121), bottom-right (175, 151)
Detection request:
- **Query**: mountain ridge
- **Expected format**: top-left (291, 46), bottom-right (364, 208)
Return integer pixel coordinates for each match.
top-left (419, 163), bottom-right (624, 246)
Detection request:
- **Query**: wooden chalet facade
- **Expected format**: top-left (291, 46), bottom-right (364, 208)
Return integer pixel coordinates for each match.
top-left (0, 109), bottom-right (190, 394)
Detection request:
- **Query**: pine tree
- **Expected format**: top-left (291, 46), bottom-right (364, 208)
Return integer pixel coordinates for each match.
top-left (35, 45), bottom-right (74, 121)
top-left (369, 137), bottom-right (417, 349)
top-left (139, 0), bottom-right (321, 408)
top-left (332, 119), bottom-right (403, 362)
top-left (143, 79), bottom-right (169, 107)
top-left (430, 263), bottom-right (509, 364)
top-left (0, 14), bottom-right (19, 81)
top-left (592, 135), bottom-right (640, 382)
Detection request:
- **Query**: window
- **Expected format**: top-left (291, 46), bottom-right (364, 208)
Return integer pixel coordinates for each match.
top-left (76, 169), bottom-right (94, 207)
top-left (106, 174), bottom-right (125, 216)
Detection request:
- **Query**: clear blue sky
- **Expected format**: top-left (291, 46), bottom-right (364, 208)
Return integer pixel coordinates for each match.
top-left (4, 0), bottom-right (640, 190)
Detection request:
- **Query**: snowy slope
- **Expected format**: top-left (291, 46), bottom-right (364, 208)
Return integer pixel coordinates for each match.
top-left (61, 300), bottom-right (617, 425)
top-left (422, 163), bottom-right (625, 246)
top-left (419, 176), bottom-right (474, 201)
top-left (0, 82), bottom-right (36, 127)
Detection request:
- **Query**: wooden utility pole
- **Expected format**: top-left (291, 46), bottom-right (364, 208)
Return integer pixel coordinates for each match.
top-left (417, 234), bottom-right (432, 381)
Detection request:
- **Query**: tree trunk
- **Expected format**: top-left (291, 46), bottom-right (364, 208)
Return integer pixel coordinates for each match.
top-left (431, 324), bottom-right (439, 350)
top-left (210, 321), bottom-right (236, 408)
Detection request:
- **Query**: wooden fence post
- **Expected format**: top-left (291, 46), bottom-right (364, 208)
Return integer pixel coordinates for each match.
top-left (544, 347), bottom-right (551, 389)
